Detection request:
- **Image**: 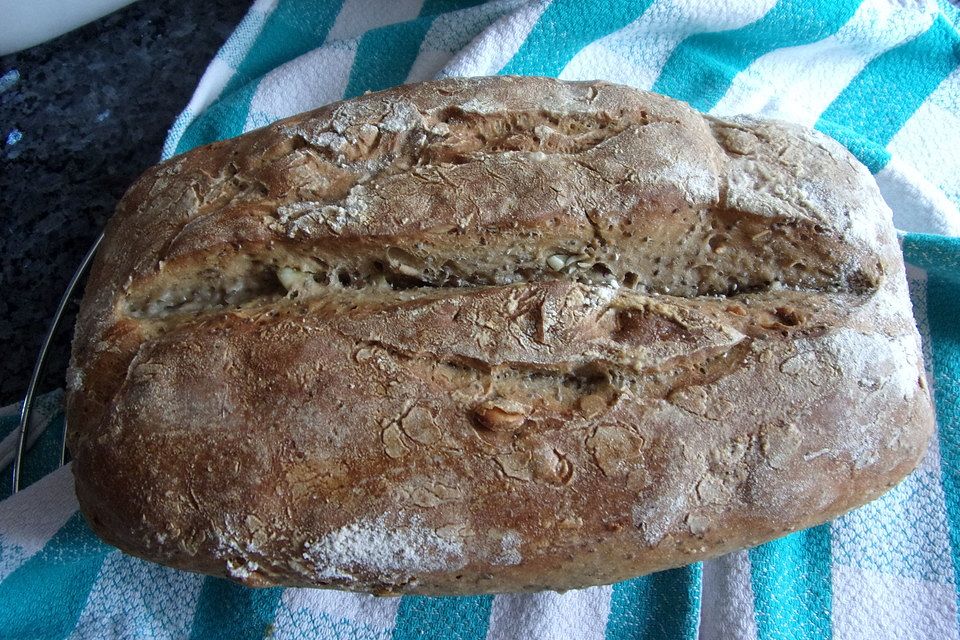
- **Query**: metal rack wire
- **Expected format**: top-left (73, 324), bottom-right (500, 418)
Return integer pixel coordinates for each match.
top-left (10, 233), bottom-right (103, 493)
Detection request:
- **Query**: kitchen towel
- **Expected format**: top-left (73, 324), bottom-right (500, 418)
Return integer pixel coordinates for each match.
top-left (2, 0), bottom-right (960, 638)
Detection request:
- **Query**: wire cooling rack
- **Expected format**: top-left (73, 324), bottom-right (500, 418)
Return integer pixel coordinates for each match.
top-left (9, 233), bottom-right (103, 493)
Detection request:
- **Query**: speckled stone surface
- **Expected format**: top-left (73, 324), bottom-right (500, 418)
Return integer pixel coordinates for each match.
top-left (0, 1), bottom-right (248, 405)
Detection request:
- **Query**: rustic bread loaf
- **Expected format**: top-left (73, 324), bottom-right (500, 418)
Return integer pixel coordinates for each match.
top-left (66, 76), bottom-right (934, 595)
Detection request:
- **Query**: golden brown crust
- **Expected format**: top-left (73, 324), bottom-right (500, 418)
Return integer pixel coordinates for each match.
top-left (67, 77), bottom-right (934, 594)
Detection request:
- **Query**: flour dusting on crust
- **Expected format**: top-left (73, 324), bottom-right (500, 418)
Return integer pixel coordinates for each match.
top-left (303, 515), bottom-right (466, 584)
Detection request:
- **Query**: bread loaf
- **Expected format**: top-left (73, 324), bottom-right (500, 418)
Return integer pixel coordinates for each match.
top-left (67, 76), bottom-right (934, 595)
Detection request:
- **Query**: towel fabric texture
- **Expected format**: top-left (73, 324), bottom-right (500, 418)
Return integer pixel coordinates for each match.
top-left (2, 1), bottom-right (960, 638)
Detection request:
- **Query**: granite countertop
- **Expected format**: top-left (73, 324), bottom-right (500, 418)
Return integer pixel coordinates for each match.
top-left (0, 1), bottom-right (248, 406)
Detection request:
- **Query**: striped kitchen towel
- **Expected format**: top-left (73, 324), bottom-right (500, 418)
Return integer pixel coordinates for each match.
top-left (2, 0), bottom-right (960, 638)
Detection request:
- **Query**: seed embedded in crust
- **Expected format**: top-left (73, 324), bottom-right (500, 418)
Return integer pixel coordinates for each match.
top-left (472, 401), bottom-right (528, 431)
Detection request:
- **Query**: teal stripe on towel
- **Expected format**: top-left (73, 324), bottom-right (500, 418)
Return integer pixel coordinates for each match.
top-left (343, 0), bottom-right (488, 99)
top-left (0, 402), bottom-right (63, 497)
top-left (0, 512), bottom-right (111, 639)
top-left (903, 233), bottom-right (960, 278)
top-left (223, 0), bottom-right (346, 95)
top-left (420, 0), bottom-right (490, 17)
top-left (605, 565), bottom-right (703, 640)
top-left (174, 0), bottom-right (347, 155)
top-left (652, 0), bottom-right (864, 112)
top-left (344, 18), bottom-right (436, 99)
top-left (188, 578), bottom-right (283, 640)
top-left (20, 414), bottom-right (66, 492)
top-left (817, 16), bottom-right (960, 173)
top-left (174, 82), bottom-right (260, 155)
top-left (904, 235), bottom-right (960, 634)
top-left (749, 525), bottom-right (833, 640)
top-left (500, 0), bottom-right (657, 77)
top-left (391, 595), bottom-right (494, 640)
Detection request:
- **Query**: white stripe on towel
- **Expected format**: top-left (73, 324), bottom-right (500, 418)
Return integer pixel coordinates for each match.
top-left (274, 587), bottom-right (400, 640)
top-left (69, 551), bottom-right (205, 640)
top-left (406, 0), bottom-right (526, 82)
top-left (245, 39), bottom-right (359, 130)
top-left (0, 465), bottom-right (78, 581)
top-left (327, 0), bottom-right (424, 43)
top-left (831, 565), bottom-right (960, 640)
top-left (559, 0), bottom-right (777, 88)
top-left (877, 157), bottom-right (960, 236)
top-left (440, 1), bottom-right (551, 77)
top-left (711, 0), bottom-right (936, 124)
top-left (486, 585), bottom-right (613, 640)
top-left (886, 66), bottom-right (960, 218)
top-left (699, 550), bottom-right (759, 640)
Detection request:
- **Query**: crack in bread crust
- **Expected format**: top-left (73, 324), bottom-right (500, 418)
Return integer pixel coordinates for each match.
top-left (122, 201), bottom-right (878, 323)
top-left (116, 96), bottom-right (881, 323)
